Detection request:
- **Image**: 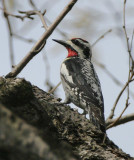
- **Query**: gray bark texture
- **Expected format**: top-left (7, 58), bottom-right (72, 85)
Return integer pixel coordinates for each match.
top-left (0, 77), bottom-right (133, 160)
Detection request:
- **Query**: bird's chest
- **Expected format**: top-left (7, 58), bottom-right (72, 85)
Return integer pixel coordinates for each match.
top-left (60, 58), bottom-right (94, 83)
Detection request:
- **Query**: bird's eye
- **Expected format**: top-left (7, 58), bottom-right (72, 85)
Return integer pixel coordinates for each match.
top-left (71, 39), bottom-right (79, 45)
top-left (72, 38), bottom-right (88, 42)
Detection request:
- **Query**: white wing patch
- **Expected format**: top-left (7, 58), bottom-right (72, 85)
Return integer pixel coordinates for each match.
top-left (60, 63), bottom-right (73, 83)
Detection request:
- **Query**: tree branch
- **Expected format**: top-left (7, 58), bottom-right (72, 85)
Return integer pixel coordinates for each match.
top-left (106, 102), bottom-right (130, 129)
top-left (123, 0), bottom-right (134, 68)
top-left (106, 113), bottom-right (134, 129)
top-left (5, 0), bottom-right (78, 78)
top-left (106, 73), bottom-right (134, 121)
top-left (0, 77), bottom-right (133, 160)
top-left (2, 0), bottom-right (14, 67)
top-left (0, 104), bottom-right (61, 160)
top-left (19, 10), bottom-right (48, 30)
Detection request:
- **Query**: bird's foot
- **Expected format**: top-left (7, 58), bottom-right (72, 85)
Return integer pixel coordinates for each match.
top-left (54, 98), bottom-right (70, 106)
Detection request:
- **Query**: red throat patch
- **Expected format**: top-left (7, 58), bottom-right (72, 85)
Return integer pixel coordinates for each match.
top-left (66, 48), bottom-right (78, 57)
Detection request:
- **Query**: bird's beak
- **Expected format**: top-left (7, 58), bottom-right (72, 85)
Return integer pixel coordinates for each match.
top-left (52, 39), bottom-right (69, 47)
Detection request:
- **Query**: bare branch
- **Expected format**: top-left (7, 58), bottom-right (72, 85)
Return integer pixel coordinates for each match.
top-left (29, 0), bottom-right (38, 10)
top-left (94, 60), bottom-right (123, 86)
top-left (106, 73), bottom-right (134, 121)
top-left (106, 102), bottom-right (130, 129)
top-left (130, 29), bottom-right (134, 51)
top-left (92, 29), bottom-right (112, 47)
top-left (106, 113), bottom-right (134, 129)
top-left (112, 25), bottom-right (133, 129)
top-left (45, 17), bottom-right (69, 39)
top-left (5, 0), bottom-right (78, 78)
top-left (106, 0), bottom-right (134, 122)
top-left (49, 82), bottom-right (61, 94)
top-left (19, 10), bottom-right (48, 30)
top-left (0, 7), bottom-right (34, 20)
top-left (42, 51), bottom-right (54, 91)
top-left (13, 33), bottom-right (36, 43)
top-left (2, 0), bottom-right (14, 67)
top-left (123, 0), bottom-right (134, 70)
top-left (94, 59), bottom-right (134, 98)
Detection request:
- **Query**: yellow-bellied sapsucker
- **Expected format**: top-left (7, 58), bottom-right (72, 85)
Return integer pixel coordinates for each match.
top-left (53, 38), bottom-right (105, 133)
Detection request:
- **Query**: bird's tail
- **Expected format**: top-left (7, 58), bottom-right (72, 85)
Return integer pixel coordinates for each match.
top-left (88, 106), bottom-right (106, 133)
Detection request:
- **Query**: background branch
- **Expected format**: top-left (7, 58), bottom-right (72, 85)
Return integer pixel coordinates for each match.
top-left (5, 0), bottom-right (78, 78)
top-left (123, 0), bottom-right (134, 68)
top-left (107, 102), bottom-right (130, 129)
top-left (92, 29), bottom-right (112, 47)
top-left (2, 0), bottom-right (14, 67)
top-left (106, 73), bottom-right (134, 121)
top-left (19, 10), bottom-right (48, 30)
top-left (106, 113), bottom-right (134, 129)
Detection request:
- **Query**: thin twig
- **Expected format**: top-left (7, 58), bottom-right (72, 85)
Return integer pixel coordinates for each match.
top-left (94, 59), bottom-right (123, 86)
top-left (92, 29), bottom-right (112, 47)
top-left (106, 113), bottom-right (134, 129)
top-left (49, 82), bottom-right (61, 94)
top-left (123, 0), bottom-right (134, 69)
top-left (106, 102), bottom-right (130, 129)
top-left (45, 17), bottom-right (69, 39)
top-left (106, 73), bottom-right (134, 121)
top-left (19, 10), bottom-right (48, 30)
top-left (29, 0), bottom-right (69, 39)
top-left (2, 1), bottom-right (14, 67)
top-left (42, 51), bottom-right (53, 91)
top-left (130, 29), bottom-right (134, 51)
top-left (94, 59), bottom-right (134, 97)
top-left (0, 7), bottom-right (34, 20)
top-left (106, 0), bottom-right (134, 128)
top-left (106, 0), bottom-right (134, 122)
top-left (13, 33), bottom-right (36, 43)
top-left (5, 0), bottom-right (78, 78)
top-left (130, 29), bottom-right (134, 74)
top-left (29, 0), bottom-right (38, 10)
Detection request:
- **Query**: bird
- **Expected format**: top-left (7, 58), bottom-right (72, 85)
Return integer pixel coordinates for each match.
top-left (53, 38), bottom-right (106, 133)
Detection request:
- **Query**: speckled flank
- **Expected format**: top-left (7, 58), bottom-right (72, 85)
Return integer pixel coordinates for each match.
top-left (81, 60), bottom-right (103, 106)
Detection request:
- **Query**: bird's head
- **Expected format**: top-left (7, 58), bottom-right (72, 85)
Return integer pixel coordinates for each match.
top-left (53, 38), bottom-right (92, 59)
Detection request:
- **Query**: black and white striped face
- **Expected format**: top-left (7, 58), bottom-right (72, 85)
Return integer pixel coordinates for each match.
top-left (53, 38), bottom-right (92, 59)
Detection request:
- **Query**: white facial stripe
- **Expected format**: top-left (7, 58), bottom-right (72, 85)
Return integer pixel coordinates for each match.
top-left (78, 39), bottom-right (91, 48)
top-left (66, 40), bottom-right (83, 53)
top-left (67, 40), bottom-right (92, 53)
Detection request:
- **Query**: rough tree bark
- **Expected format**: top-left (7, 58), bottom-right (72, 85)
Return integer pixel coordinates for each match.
top-left (0, 77), bottom-right (133, 160)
